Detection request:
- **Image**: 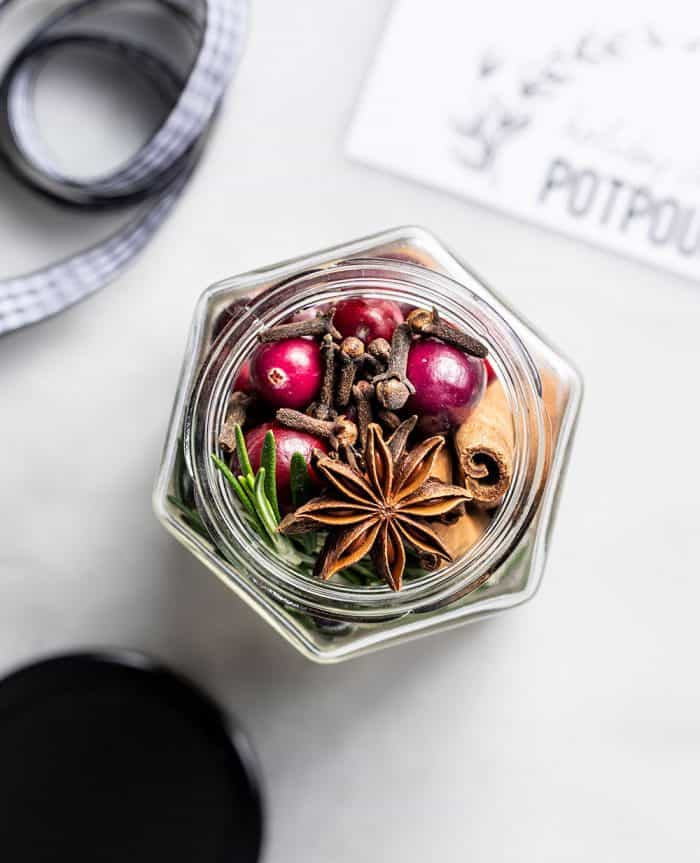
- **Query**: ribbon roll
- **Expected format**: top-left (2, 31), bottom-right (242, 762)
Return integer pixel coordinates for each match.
top-left (0, 0), bottom-right (248, 335)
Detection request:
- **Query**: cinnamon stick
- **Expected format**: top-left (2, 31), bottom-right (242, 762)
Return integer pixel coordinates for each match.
top-left (421, 436), bottom-right (491, 570)
top-left (454, 380), bottom-right (514, 510)
top-left (434, 505), bottom-right (491, 558)
top-left (429, 438), bottom-right (464, 524)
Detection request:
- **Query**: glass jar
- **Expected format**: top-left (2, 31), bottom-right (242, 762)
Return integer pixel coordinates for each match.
top-left (154, 227), bottom-right (582, 662)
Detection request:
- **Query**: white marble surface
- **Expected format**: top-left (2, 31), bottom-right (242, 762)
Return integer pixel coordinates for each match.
top-left (1, 1), bottom-right (698, 860)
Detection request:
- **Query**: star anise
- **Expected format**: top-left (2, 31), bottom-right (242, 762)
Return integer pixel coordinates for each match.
top-left (278, 422), bottom-right (471, 590)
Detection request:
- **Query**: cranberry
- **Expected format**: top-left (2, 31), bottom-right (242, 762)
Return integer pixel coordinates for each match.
top-left (405, 340), bottom-right (486, 434)
top-left (250, 338), bottom-right (322, 409)
top-left (484, 358), bottom-right (496, 385)
top-left (233, 360), bottom-right (254, 395)
top-left (243, 422), bottom-right (327, 510)
top-left (333, 298), bottom-right (403, 343)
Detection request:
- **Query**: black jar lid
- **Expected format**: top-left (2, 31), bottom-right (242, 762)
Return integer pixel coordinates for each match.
top-left (0, 651), bottom-right (263, 863)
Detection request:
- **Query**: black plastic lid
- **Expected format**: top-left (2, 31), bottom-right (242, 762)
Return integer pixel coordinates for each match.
top-left (0, 652), bottom-right (263, 862)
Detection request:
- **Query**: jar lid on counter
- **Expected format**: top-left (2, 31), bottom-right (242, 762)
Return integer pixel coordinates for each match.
top-left (0, 652), bottom-right (263, 862)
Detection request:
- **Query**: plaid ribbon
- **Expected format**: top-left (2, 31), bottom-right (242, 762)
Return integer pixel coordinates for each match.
top-left (0, 0), bottom-right (248, 335)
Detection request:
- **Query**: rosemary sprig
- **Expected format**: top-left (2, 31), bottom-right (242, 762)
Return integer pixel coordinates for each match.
top-left (211, 424), bottom-right (431, 586)
top-left (253, 468), bottom-right (280, 545)
top-left (290, 452), bottom-right (313, 508)
top-left (289, 453), bottom-right (316, 554)
top-left (234, 424), bottom-right (253, 479)
top-left (211, 425), bottom-right (302, 564)
top-left (211, 453), bottom-right (266, 536)
top-left (261, 431), bottom-right (281, 521)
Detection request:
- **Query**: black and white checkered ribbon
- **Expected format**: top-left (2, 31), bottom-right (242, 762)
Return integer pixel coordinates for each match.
top-left (0, 0), bottom-right (248, 335)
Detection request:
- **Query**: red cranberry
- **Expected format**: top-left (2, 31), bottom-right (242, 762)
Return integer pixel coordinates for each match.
top-left (333, 298), bottom-right (403, 343)
top-left (250, 338), bottom-right (322, 409)
top-left (484, 358), bottom-right (496, 385)
top-left (233, 360), bottom-right (254, 395)
top-left (405, 340), bottom-right (486, 434)
top-left (243, 422), bottom-right (327, 510)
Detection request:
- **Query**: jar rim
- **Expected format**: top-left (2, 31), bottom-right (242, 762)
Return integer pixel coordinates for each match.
top-left (184, 258), bottom-right (550, 622)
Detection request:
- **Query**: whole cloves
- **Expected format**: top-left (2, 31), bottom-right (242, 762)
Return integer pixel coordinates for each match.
top-left (406, 307), bottom-right (488, 358)
top-left (372, 323), bottom-right (415, 410)
top-left (219, 391), bottom-right (253, 451)
top-left (367, 337), bottom-right (391, 363)
top-left (377, 408), bottom-right (401, 432)
top-left (351, 380), bottom-right (374, 452)
top-left (340, 336), bottom-right (365, 359)
top-left (276, 408), bottom-right (358, 449)
top-left (360, 337), bottom-right (390, 379)
top-left (259, 307), bottom-right (341, 343)
top-left (336, 337), bottom-right (365, 408)
top-left (307, 334), bottom-right (337, 420)
top-left (358, 353), bottom-right (383, 379)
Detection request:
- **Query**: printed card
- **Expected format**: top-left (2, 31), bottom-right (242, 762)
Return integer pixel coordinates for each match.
top-left (347, 0), bottom-right (700, 280)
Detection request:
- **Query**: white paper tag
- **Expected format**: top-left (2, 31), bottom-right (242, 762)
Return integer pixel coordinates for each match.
top-left (347, 0), bottom-right (700, 281)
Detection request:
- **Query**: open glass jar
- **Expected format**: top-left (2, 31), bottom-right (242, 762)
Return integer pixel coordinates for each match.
top-left (154, 227), bottom-right (581, 662)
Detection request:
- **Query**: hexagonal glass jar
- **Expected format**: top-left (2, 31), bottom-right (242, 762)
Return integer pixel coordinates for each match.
top-left (154, 226), bottom-right (581, 662)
